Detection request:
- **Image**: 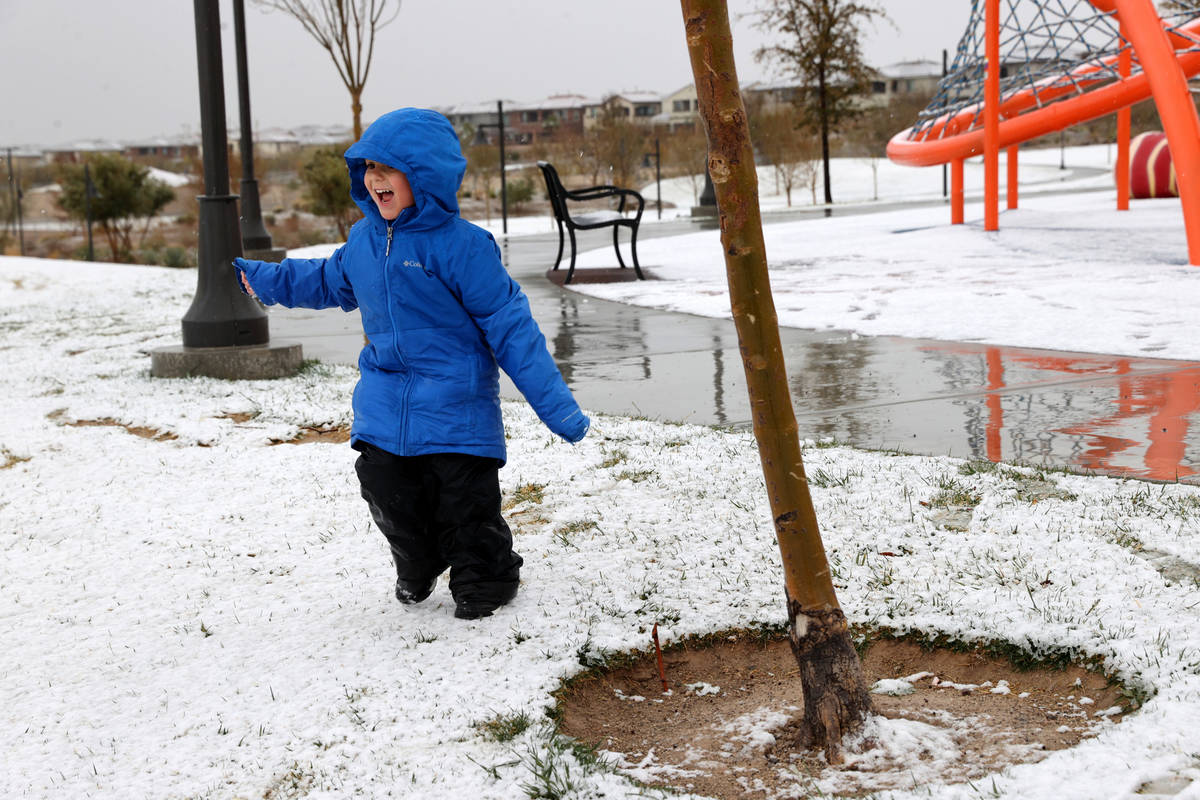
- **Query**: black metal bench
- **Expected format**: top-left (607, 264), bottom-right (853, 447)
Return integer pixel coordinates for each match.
top-left (537, 161), bottom-right (645, 284)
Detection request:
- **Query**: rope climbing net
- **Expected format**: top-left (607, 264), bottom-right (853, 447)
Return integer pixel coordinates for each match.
top-left (901, 0), bottom-right (1200, 145)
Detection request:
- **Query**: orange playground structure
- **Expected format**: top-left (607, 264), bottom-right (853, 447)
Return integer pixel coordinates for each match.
top-left (887, 0), bottom-right (1200, 264)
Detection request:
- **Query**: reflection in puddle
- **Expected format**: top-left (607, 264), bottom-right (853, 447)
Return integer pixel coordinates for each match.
top-left (932, 346), bottom-right (1200, 482)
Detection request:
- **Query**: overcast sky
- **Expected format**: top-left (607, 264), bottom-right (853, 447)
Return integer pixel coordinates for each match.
top-left (0, 0), bottom-right (970, 149)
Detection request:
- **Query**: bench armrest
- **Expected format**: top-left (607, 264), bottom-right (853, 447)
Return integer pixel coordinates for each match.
top-left (564, 185), bottom-right (645, 216)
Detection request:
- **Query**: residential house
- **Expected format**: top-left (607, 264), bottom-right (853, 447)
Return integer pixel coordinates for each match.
top-left (661, 84), bottom-right (700, 132)
top-left (441, 101), bottom-right (511, 145)
top-left (507, 95), bottom-right (590, 145)
top-left (585, 92), bottom-right (664, 130)
top-left (869, 60), bottom-right (943, 105)
top-left (43, 140), bottom-right (125, 164)
top-left (125, 135), bottom-right (200, 163)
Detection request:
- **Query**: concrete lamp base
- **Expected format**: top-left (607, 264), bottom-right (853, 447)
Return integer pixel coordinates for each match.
top-left (150, 341), bottom-right (304, 380)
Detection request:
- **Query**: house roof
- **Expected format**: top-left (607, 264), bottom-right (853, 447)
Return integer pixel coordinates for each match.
top-left (44, 139), bottom-right (125, 154)
top-left (879, 60), bottom-right (943, 79)
top-left (608, 91), bottom-right (663, 104)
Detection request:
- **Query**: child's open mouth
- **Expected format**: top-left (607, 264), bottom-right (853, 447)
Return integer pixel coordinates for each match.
top-left (375, 189), bottom-right (394, 204)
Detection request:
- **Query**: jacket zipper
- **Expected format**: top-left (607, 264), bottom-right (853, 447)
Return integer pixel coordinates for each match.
top-left (381, 221), bottom-right (415, 453)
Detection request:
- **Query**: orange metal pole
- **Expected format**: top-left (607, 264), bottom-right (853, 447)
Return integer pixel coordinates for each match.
top-left (1117, 27), bottom-right (1132, 210)
top-left (1115, 0), bottom-right (1200, 264)
top-left (952, 159), bottom-right (964, 224)
top-left (1143, 371), bottom-right (1200, 480)
top-left (985, 348), bottom-right (1004, 462)
top-left (985, 0), bottom-right (1000, 231)
top-left (1006, 145), bottom-right (1019, 209)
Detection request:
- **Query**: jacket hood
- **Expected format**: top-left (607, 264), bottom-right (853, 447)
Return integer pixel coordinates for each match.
top-left (344, 108), bottom-right (466, 231)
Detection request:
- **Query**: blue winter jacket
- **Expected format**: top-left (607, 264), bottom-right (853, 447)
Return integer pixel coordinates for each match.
top-left (233, 108), bottom-right (588, 463)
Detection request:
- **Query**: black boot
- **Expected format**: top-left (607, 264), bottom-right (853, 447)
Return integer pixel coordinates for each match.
top-left (395, 576), bottom-right (436, 605)
top-left (454, 580), bottom-right (519, 619)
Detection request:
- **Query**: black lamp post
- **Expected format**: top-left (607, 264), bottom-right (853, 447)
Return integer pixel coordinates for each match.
top-left (151, 0), bottom-right (300, 379)
top-left (182, 0), bottom-right (267, 349)
top-left (692, 164), bottom-right (717, 218)
top-left (477, 101), bottom-right (509, 234)
top-left (5, 148), bottom-right (25, 256)
top-left (232, 0), bottom-right (281, 258)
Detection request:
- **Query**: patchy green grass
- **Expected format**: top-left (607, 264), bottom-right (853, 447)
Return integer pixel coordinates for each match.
top-left (599, 449), bottom-right (628, 469)
top-left (476, 711), bottom-right (533, 743)
top-left (504, 482), bottom-right (546, 510)
top-left (553, 520), bottom-right (598, 547)
top-left (927, 477), bottom-right (981, 509)
top-left (958, 459), bottom-right (1000, 477)
top-left (296, 358), bottom-right (337, 378)
top-left (516, 724), bottom-right (616, 800)
top-left (808, 467), bottom-right (859, 489)
top-left (615, 468), bottom-right (656, 484)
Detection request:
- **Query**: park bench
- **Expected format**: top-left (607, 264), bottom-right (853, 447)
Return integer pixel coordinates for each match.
top-left (536, 161), bottom-right (645, 284)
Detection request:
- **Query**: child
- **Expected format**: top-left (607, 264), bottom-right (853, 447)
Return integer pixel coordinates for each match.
top-left (233, 108), bottom-right (589, 620)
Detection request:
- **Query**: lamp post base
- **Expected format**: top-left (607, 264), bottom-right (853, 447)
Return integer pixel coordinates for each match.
top-left (150, 341), bottom-right (304, 380)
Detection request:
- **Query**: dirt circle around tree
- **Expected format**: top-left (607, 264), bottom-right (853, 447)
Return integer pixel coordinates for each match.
top-left (556, 633), bottom-right (1130, 798)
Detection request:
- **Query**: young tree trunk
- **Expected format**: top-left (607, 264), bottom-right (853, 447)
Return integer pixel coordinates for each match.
top-left (351, 89), bottom-right (364, 141)
top-left (680, 0), bottom-right (872, 764)
top-left (98, 222), bottom-right (122, 263)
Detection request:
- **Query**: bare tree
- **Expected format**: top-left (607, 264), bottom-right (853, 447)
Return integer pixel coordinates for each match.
top-left (588, 105), bottom-right (649, 189)
top-left (465, 141), bottom-right (501, 224)
top-left (660, 125), bottom-right (710, 204)
top-left (844, 93), bottom-right (929, 201)
top-left (682, 0), bottom-right (873, 764)
top-left (753, 105), bottom-right (820, 206)
top-left (752, 0), bottom-right (889, 205)
top-left (255, 0), bottom-right (401, 139)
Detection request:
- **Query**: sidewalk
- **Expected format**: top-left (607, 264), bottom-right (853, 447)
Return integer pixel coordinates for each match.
top-left (269, 212), bottom-right (1200, 485)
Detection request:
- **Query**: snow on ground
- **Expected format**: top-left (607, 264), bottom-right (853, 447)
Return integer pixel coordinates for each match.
top-left (4, 171), bottom-right (1200, 799)
top-left (147, 166), bottom-right (193, 188)
top-left (570, 189), bottom-right (1200, 362)
top-left (639, 142), bottom-right (1116, 215)
top-left (467, 144), bottom-right (1117, 235)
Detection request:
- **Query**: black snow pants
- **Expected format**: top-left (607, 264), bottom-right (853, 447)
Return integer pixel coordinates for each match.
top-left (353, 441), bottom-right (522, 605)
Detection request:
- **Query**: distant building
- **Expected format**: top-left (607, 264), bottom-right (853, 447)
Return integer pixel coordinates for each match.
top-left (21, 64), bottom-right (950, 169)
top-left (2, 145), bottom-right (45, 169)
top-left (288, 124), bottom-right (353, 148)
top-left (229, 128), bottom-right (299, 159)
top-left (586, 91), bottom-right (664, 130)
top-left (125, 134), bottom-right (200, 162)
top-left (661, 84), bottom-right (700, 132)
top-left (869, 60), bottom-right (942, 104)
top-left (442, 100), bottom-right (510, 145)
top-left (43, 140), bottom-right (125, 164)
top-left (743, 78), bottom-right (805, 112)
top-left (508, 95), bottom-right (591, 144)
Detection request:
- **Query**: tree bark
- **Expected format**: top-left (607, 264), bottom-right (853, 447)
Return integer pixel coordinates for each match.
top-left (351, 90), bottom-right (364, 140)
top-left (680, 0), bottom-right (871, 764)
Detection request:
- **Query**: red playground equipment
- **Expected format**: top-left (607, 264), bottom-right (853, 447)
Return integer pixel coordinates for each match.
top-left (887, 0), bottom-right (1200, 264)
top-left (1127, 132), bottom-right (1178, 198)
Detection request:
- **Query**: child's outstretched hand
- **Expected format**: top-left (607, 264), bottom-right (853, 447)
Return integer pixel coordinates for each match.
top-left (232, 260), bottom-right (256, 298)
top-left (568, 414), bottom-right (591, 445)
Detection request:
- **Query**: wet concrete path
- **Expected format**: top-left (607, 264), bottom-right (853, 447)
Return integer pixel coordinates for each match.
top-left (270, 206), bottom-right (1200, 485)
